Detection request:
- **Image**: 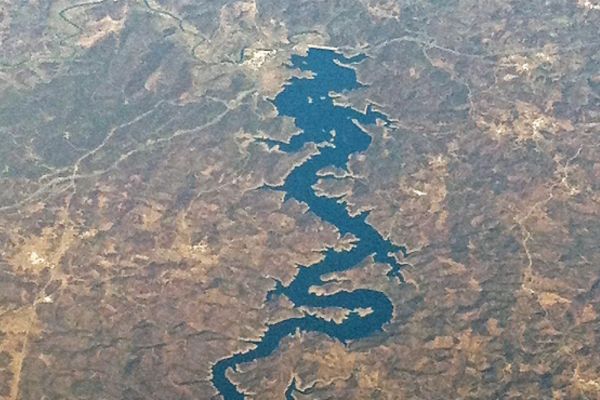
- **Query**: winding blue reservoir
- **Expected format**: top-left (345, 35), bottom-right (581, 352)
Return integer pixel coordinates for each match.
top-left (211, 48), bottom-right (406, 399)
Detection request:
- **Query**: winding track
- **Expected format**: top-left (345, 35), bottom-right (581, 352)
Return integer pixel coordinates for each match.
top-left (211, 48), bottom-right (406, 399)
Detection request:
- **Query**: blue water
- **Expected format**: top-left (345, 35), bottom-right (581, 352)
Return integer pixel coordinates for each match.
top-left (211, 48), bottom-right (406, 399)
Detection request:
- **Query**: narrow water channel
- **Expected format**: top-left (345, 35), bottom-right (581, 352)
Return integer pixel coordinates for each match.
top-left (211, 48), bottom-right (406, 400)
